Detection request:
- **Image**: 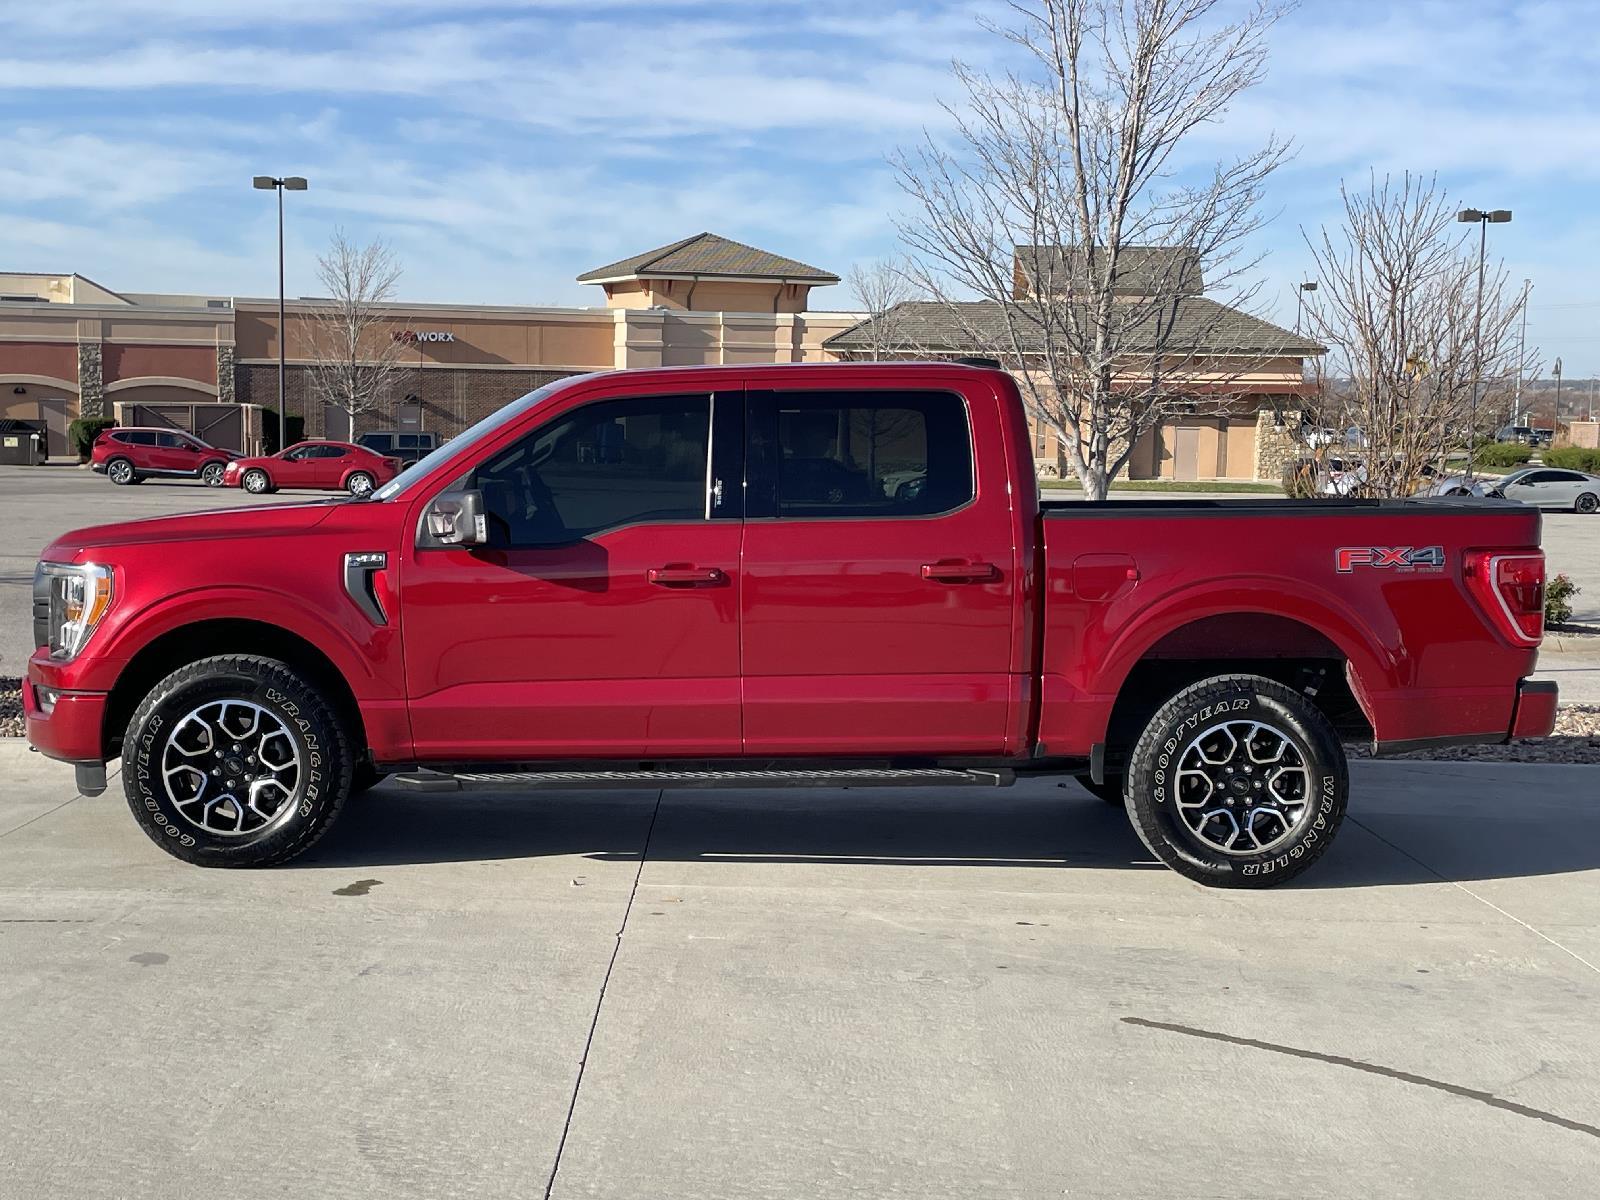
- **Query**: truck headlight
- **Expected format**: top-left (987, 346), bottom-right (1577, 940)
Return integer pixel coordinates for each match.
top-left (33, 562), bottom-right (114, 661)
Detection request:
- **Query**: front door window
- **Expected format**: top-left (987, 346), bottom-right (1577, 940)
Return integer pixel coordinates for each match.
top-left (468, 394), bottom-right (712, 546)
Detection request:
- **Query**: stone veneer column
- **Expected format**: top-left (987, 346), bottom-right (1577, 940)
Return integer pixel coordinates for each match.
top-left (77, 341), bottom-right (105, 419)
top-left (216, 345), bottom-right (237, 403)
top-left (1253, 410), bottom-right (1297, 482)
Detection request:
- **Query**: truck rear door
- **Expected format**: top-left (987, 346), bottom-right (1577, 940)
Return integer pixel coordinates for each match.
top-left (739, 383), bottom-right (1018, 755)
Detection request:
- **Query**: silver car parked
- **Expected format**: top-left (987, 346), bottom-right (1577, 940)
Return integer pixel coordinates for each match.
top-left (1489, 467), bottom-right (1600, 513)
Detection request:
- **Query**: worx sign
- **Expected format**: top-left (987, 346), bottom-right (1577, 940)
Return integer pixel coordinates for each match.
top-left (392, 330), bottom-right (456, 343)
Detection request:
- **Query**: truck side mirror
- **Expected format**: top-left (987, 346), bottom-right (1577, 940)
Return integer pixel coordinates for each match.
top-left (421, 489), bottom-right (488, 548)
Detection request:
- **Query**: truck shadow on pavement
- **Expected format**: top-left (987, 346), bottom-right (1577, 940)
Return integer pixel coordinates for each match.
top-left (297, 774), bottom-right (1600, 889)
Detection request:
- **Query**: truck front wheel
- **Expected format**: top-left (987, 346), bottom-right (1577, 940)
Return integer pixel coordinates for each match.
top-left (1123, 674), bottom-right (1347, 888)
top-left (121, 655), bottom-right (354, 867)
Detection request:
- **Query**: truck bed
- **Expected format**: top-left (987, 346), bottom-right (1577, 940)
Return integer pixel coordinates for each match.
top-left (1034, 496), bottom-right (1544, 757)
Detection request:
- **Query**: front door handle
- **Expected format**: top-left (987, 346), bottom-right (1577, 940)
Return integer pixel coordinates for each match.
top-left (921, 561), bottom-right (999, 583)
top-left (648, 564), bottom-right (726, 587)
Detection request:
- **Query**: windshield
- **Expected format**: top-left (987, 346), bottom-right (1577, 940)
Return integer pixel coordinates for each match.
top-left (370, 374), bottom-right (593, 501)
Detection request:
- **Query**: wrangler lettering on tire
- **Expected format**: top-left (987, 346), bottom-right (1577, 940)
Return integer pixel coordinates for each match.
top-left (1123, 673), bottom-right (1349, 888)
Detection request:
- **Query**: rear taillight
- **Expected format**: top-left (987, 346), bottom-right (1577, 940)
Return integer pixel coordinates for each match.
top-left (1464, 550), bottom-right (1544, 645)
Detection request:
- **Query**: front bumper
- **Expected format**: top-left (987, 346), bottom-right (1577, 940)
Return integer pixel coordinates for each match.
top-left (22, 671), bottom-right (108, 767)
top-left (1509, 678), bottom-right (1559, 740)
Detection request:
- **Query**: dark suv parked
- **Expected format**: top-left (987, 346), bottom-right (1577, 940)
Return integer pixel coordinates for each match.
top-left (356, 430), bottom-right (439, 465)
top-left (91, 428), bottom-right (238, 486)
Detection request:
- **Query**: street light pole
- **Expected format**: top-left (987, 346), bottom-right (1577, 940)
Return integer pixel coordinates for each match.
top-left (252, 175), bottom-right (308, 451)
top-left (1514, 278), bottom-right (1530, 425)
top-left (1457, 208), bottom-right (1511, 481)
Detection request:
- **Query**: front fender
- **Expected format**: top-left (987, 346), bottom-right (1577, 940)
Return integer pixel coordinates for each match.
top-left (56, 583), bottom-right (400, 700)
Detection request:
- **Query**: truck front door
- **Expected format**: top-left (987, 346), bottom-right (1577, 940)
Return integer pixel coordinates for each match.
top-left (739, 385), bottom-right (1018, 756)
top-left (401, 389), bottom-right (744, 760)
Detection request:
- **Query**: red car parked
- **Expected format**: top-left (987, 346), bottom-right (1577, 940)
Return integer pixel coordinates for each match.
top-left (91, 428), bottom-right (238, 487)
top-left (222, 440), bottom-right (400, 497)
top-left (27, 363), bottom-right (1557, 887)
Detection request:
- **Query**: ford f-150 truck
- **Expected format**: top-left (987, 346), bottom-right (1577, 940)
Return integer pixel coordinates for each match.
top-left (25, 363), bottom-right (1558, 887)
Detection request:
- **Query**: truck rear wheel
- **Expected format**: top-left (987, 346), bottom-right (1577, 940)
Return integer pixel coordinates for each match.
top-left (121, 655), bottom-right (354, 867)
top-left (1123, 674), bottom-right (1347, 888)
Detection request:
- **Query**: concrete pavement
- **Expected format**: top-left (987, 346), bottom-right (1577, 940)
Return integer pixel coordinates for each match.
top-left (3, 740), bottom-right (1598, 1198)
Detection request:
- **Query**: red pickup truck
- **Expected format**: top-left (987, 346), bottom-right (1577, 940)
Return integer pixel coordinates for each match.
top-left (25, 363), bottom-right (1557, 887)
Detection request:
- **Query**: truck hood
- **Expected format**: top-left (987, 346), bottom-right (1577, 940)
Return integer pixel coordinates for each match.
top-left (41, 501), bottom-right (343, 560)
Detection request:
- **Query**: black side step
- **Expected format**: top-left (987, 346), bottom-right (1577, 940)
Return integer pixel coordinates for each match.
top-left (393, 766), bottom-right (1016, 793)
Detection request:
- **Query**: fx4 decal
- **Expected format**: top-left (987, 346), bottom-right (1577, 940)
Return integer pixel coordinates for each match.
top-left (1335, 545), bottom-right (1446, 573)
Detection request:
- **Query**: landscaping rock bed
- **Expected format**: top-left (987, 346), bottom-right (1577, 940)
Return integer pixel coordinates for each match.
top-left (1, 678), bottom-right (20, 739)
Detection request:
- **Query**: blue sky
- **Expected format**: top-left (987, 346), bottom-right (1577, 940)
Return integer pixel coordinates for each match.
top-left (4, 0), bottom-right (1600, 372)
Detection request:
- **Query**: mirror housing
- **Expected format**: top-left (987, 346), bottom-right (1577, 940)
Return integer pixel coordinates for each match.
top-left (422, 489), bottom-right (488, 548)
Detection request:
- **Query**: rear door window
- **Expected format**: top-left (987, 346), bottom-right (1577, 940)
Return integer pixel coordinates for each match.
top-left (747, 389), bottom-right (973, 518)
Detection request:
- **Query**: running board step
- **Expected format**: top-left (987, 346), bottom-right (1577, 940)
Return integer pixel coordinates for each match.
top-left (393, 767), bottom-right (1015, 793)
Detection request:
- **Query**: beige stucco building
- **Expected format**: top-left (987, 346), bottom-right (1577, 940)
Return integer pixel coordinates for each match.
top-left (827, 246), bottom-right (1322, 482)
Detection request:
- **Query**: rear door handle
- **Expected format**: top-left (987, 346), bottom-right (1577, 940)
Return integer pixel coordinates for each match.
top-left (648, 565), bottom-right (726, 587)
top-left (921, 561), bottom-right (999, 583)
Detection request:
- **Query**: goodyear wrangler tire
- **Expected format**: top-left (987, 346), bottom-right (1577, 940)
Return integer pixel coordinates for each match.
top-left (1124, 674), bottom-right (1347, 888)
top-left (122, 655), bottom-right (354, 867)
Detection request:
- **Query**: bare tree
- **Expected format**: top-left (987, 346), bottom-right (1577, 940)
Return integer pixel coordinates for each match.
top-left (844, 257), bottom-right (920, 359)
top-left (1302, 174), bottom-right (1535, 497)
top-left (307, 230), bottom-right (407, 436)
top-left (894, 0), bottom-right (1294, 499)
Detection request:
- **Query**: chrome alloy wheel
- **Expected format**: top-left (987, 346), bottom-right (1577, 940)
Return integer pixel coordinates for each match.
top-left (108, 460), bottom-right (133, 484)
top-left (160, 700), bottom-right (302, 837)
top-left (1174, 720), bottom-right (1310, 856)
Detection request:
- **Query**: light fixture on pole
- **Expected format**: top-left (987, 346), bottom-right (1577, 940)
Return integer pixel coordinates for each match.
top-left (1457, 208), bottom-right (1511, 481)
top-left (252, 175), bottom-right (308, 450)
top-left (1553, 356), bottom-right (1563, 422)
top-left (1294, 280), bottom-right (1317, 336)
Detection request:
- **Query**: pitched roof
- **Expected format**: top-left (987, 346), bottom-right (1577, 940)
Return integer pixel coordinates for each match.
top-left (1014, 245), bottom-right (1204, 296)
top-left (825, 298), bottom-right (1325, 357)
top-left (576, 232), bottom-right (839, 284)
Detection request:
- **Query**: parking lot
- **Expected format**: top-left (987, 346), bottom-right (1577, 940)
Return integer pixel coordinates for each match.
top-left (3, 462), bottom-right (1599, 1197)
